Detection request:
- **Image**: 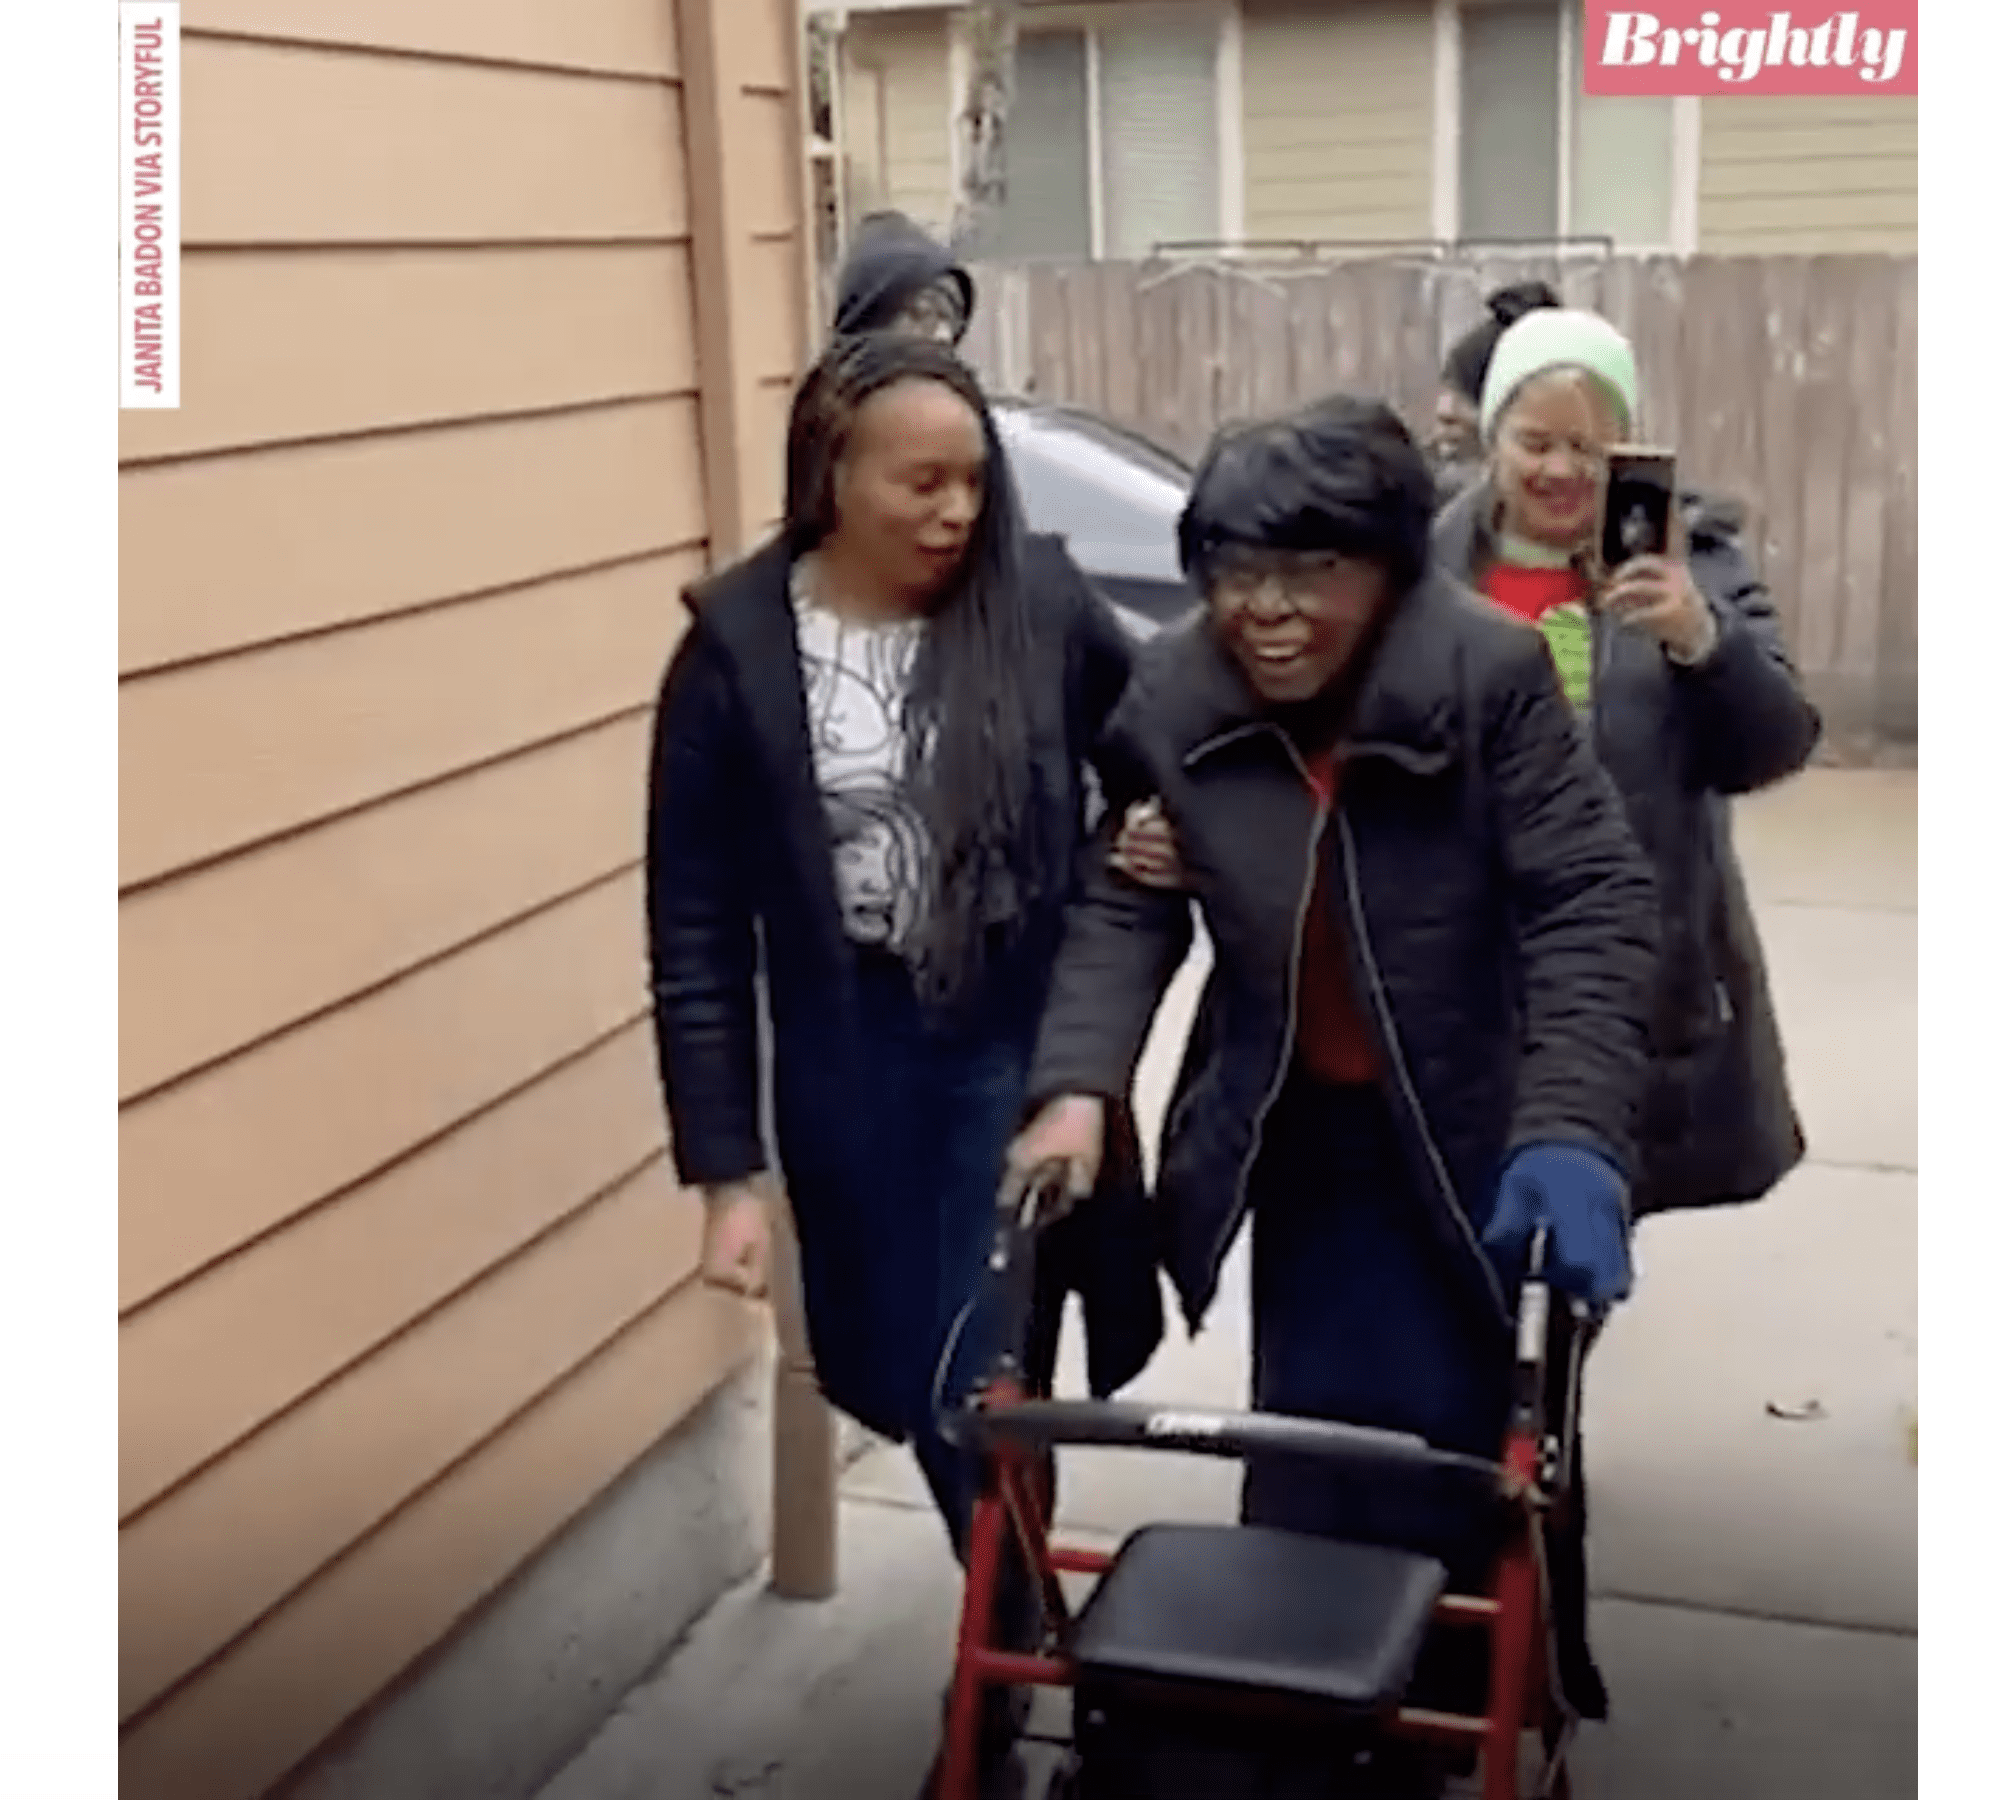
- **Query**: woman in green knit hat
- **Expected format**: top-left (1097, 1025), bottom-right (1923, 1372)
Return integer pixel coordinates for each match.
top-left (1433, 305), bottom-right (1821, 1725)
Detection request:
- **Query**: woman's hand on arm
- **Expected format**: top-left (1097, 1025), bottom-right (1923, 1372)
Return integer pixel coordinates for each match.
top-left (1109, 796), bottom-right (1188, 890)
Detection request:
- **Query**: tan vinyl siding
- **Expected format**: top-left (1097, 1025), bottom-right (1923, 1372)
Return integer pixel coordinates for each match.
top-left (1699, 95), bottom-right (1917, 254)
top-left (839, 9), bottom-right (955, 232)
top-left (118, 3), bottom-right (807, 1794)
top-left (1241, 0), bottom-right (1435, 246)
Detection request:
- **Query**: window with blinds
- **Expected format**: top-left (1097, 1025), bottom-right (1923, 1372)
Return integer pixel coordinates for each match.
top-left (995, 29), bottom-right (1093, 261)
top-left (1456, 0), bottom-right (1675, 248)
top-left (1459, 2), bottom-right (1562, 242)
top-left (1097, 17), bottom-right (1221, 259)
top-left (992, 16), bottom-right (1222, 262)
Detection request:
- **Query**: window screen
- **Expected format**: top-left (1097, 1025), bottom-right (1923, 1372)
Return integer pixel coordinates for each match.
top-left (993, 30), bottom-right (1093, 261)
top-left (1572, 93), bottom-right (1674, 246)
top-left (1459, 2), bottom-right (1561, 243)
top-left (1097, 18), bottom-right (1222, 260)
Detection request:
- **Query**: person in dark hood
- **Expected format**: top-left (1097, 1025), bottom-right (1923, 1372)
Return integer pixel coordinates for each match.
top-left (1428, 280), bottom-right (1562, 504)
top-left (1009, 394), bottom-right (1660, 1791)
top-left (831, 209), bottom-right (977, 346)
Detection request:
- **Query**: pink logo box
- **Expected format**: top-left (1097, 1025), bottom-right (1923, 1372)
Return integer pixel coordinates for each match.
top-left (1581, 4), bottom-right (1916, 96)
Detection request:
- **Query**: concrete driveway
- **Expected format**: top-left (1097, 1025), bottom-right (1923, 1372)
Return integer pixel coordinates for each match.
top-left (539, 769), bottom-right (1918, 1800)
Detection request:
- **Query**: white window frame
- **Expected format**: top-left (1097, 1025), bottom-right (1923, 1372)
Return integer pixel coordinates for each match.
top-left (1431, 0), bottom-right (1700, 255)
top-left (949, 0), bottom-right (1245, 260)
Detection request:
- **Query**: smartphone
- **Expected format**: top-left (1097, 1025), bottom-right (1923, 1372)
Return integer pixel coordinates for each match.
top-left (1599, 446), bottom-right (1678, 572)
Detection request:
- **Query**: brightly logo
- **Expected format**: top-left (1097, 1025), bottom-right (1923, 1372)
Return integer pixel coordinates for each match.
top-left (1582, 5), bottom-right (1916, 96)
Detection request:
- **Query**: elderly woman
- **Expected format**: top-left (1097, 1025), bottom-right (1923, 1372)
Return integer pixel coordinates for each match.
top-left (1013, 395), bottom-right (1660, 1792)
top-left (646, 329), bottom-right (1162, 1792)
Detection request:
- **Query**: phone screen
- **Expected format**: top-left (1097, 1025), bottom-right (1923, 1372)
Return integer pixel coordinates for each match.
top-left (1601, 448), bottom-right (1677, 570)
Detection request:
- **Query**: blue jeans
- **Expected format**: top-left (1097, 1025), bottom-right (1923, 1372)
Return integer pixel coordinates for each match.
top-left (848, 952), bottom-right (1037, 1553)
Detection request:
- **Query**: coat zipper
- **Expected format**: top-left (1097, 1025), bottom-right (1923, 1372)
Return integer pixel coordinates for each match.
top-left (1197, 729), bottom-right (1326, 1295)
top-left (1335, 804), bottom-right (1510, 1322)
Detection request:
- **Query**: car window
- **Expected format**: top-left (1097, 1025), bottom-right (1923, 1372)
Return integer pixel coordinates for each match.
top-left (995, 406), bottom-right (1190, 580)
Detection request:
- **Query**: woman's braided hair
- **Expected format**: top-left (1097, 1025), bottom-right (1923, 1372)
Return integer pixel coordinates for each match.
top-left (783, 331), bottom-right (1050, 1016)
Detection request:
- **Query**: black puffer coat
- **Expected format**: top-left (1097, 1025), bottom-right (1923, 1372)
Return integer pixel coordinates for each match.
top-left (1026, 568), bottom-right (1662, 1336)
top-left (1434, 483), bottom-right (1820, 1217)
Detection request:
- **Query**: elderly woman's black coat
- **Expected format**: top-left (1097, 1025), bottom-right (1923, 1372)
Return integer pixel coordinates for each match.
top-left (645, 534), bottom-right (1163, 1442)
top-left (1434, 483), bottom-right (1820, 1217)
top-left (1026, 569), bottom-right (1662, 1337)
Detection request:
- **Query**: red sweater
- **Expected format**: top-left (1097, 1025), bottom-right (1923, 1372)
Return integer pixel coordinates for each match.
top-left (1295, 755), bottom-right (1380, 1086)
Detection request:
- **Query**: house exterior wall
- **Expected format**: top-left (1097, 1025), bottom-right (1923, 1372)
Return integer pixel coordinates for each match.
top-left (1697, 95), bottom-right (1917, 254)
top-left (817, 2), bottom-right (1915, 258)
top-left (839, 8), bottom-right (956, 233)
top-left (1241, 0), bottom-right (1435, 246)
top-left (117, 3), bottom-right (811, 1796)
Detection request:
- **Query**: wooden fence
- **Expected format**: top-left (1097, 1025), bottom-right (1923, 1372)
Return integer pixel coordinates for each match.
top-left (964, 253), bottom-right (1916, 749)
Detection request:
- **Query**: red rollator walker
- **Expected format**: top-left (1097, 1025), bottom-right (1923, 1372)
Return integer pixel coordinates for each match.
top-left (934, 1170), bottom-right (1594, 1800)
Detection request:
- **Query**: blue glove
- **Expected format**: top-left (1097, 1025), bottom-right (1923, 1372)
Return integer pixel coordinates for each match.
top-left (1484, 1144), bottom-right (1634, 1308)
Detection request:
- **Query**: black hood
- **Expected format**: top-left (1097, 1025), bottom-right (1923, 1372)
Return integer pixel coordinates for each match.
top-left (830, 211), bottom-right (975, 343)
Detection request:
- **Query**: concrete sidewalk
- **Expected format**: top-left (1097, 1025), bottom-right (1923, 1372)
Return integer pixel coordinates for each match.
top-left (538, 770), bottom-right (1918, 1800)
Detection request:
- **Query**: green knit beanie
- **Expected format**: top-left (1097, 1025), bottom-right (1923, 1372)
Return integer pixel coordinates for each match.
top-left (1479, 308), bottom-right (1639, 442)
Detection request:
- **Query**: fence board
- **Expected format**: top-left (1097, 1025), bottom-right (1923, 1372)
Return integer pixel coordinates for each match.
top-left (1837, 259), bottom-right (1900, 714)
top-left (1284, 271), bottom-right (1333, 402)
top-left (969, 251), bottom-right (1915, 747)
top-left (1755, 256), bottom-right (1813, 653)
top-left (1795, 265), bottom-right (1856, 684)
top-left (1877, 260), bottom-right (1918, 741)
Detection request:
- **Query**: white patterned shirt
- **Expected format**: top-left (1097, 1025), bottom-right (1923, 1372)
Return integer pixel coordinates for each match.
top-left (791, 559), bottom-right (933, 958)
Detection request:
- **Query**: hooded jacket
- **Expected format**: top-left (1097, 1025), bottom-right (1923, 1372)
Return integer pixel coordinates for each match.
top-left (830, 212), bottom-right (976, 343)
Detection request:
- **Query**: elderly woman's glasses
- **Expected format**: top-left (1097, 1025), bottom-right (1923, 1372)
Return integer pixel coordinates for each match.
top-left (1208, 548), bottom-right (1354, 609)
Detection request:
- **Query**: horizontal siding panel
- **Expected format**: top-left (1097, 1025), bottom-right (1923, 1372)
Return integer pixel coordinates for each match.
top-left (119, 871), bottom-right (648, 1312)
top-left (1250, 161), bottom-right (1436, 199)
top-left (119, 549), bottom-right (697, 890)
top-left (1699, 155), bottom-right (1916, 201)
top-left (733, 90), bottom-right (807, 240)
top-left (1699, 122), bottom-right (1917, 164)
top-left (117, 244), bottom-right (699, 465)
top-left (186, 0), bottom-right (681, 79)
top-left (119, 1277), bottom-right (756, 1800)
top-left (739, 377), bottom-right (795, 545)
top-left (1242, 0), bottom-right (1433, 246)
top-left (1247, 208), bottom-right (1430, 245)
top-left (743, 234), bottom-right (809, 384)
top-left (724, 0), bottom-right (796, 91)
top-left (1702, 94), bottom-right (1916, 132)
top-left (121, 1157), bottom-right (699, 1719)
top-left (120, 1026), bottom-right (668, 1520)
top-left (850, 12), bottom-right (950, 224)
top-left (1244, 114), bottom-right (1434, 154)
top-left (1697, 192), bottom-right (1916, 250)
top-left (184, 37), bottom-right (688, 246)
top-left (119, 397), bottom-right (706, 674)
top-left (120, 714), bottom-right (655, 1099)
